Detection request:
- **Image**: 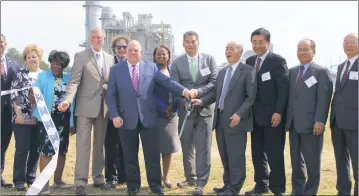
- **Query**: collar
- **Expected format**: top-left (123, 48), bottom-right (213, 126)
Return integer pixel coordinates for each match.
top-left (127, 61), bottom-right (140, 67)
top-left (1, 55), bottom-right (5, 62)
top-left (348, 55), bottom-right (358, 65)
top-left (257, 49), bottom-right (270, 61)
top-left (300, 61), bottom-right (313, 69)
top-left (186, 53), bottom-right (199, 60)
top-left (228, 60), bottom-right (240, 70)
top-left (91, 46), bottom-right (103, 56)
top-left (116, 56), bottom-right (126, 63)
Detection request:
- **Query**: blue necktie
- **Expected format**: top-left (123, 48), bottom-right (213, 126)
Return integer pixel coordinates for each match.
top-left (218, 66), bottom-right (233, 110)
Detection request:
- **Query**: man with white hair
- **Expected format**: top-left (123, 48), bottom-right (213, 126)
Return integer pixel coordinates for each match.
top-left (192, 41), bottom-right (257, 195)
top-left (330, 32), bottom-right (358, 196)
top-left (58, 27), bottom-right (114, 195)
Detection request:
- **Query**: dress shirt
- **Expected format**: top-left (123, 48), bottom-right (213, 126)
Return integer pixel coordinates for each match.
top-left (255, 49), bottom-right (270, 70)
top-left (1, 55), bottom-right (8, 75)
top-left (296, 61), bottom-right (313, 82)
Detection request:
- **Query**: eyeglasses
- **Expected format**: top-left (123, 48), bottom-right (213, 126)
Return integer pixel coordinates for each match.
top-left (117, 45), bottom-right (127, 49)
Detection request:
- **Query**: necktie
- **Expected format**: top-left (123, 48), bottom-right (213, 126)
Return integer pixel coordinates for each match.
top-left (1, 58), bottom-right (6, 79)
top-left (132, 64), bottom-right (139, 92)
top-left (218, 66), bottom-right (233, 110)
top-left (190, 57), bottom-right (197, 82)
top-left (255, 57), bottom-right (262, 72)
top-left (96, 53), bottom-right (105, 78)
top-left (341, 60), bottom-right (351, 83)
top-left (296, 65), bottom-right (305, 88)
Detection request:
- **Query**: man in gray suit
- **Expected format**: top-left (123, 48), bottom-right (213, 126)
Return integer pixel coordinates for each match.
top-left (58, 27), bottom-right (114, 195)
top-left (192, 41), bottom-right (257, 195)
top-left (330, 32), bottom-right (358, 196)
top-left (285, 39), bottom-right (333, 195)
top-left (171, 31), bottom-right (218, 195)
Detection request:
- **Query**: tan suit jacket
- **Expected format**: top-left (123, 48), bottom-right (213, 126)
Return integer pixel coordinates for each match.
top-left (64, 48), bottom-right (114, 118)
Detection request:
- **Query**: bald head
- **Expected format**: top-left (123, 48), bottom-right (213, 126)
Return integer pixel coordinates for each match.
top-left (343, 32), bottom-right (358, 59)
top-left (225, 41), bottom-right (243, 65)
top-left (127, 40), bottom-right (142, 64)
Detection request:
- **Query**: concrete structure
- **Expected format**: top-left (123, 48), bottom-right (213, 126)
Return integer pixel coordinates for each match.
top-left (80, 1), bottom-right (175, 62)
top-left (80, 1), bottom-right (102, 48)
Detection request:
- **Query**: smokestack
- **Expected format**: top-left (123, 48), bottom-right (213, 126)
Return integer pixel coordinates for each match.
top-left (80, 1), bottom-right (102, 49)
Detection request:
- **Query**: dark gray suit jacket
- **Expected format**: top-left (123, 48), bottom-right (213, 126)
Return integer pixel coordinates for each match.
top-left (1, 55), bottom-right (20, 112)
top-left (285, 63), bottom-right (333, 133)
top-left (330, 59), bottom-right (358, 131)
top-left (201, 63), bottom-right (257, 134)
top-left (170, 53), bottom-right (218, 116)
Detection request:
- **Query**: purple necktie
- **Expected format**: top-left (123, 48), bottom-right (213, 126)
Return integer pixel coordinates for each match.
top-left (132, 64), bottom-right (139, 92)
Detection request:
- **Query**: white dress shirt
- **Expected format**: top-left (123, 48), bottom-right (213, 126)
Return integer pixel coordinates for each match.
top-left (255, 49), bottom-right (270, 70)
top-left (91, 47), bottom-right (105, 76)
top-left (127, 61), bottom-right (140, 80)
top-left (186, 53), bottom-right (199, 70)
top-left (340, 55), bottom-right (358, 81)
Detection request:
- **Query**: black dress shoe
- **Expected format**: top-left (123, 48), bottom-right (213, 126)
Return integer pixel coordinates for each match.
top-left (213, 185), bottom-right (230, 193)
top-left (106, 180), bottom-right (117, 188)
top-left (245, 187), bottom-right (270, 195)
top-left (192, 186), bottom-right (204, 196)
top-left (93, 183), bottom-right (111, 190)
top-left (127, 188), bottom-right (140, 196)
top-left (218, 189), bottom-right (236, 196)
top-left (1, 179), bottom-right (13, 188)
top-left (75, 186), bottom-right (88, 196)
top-left (151, 188), bottom-right (164, 195)
top-left (15, 184), bottom-right (27, 191)
top-left (273, 192), bottom-right (284, 196)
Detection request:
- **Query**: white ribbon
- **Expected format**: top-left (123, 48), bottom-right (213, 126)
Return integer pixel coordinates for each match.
top-left (1, 87), bottom-right (60, 195)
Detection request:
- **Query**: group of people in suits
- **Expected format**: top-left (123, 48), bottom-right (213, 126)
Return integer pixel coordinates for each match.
top-left (0, 26), bottom-right (357, 196)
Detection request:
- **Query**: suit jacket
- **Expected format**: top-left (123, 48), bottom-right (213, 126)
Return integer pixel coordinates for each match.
top-left (246, 52), bottom-right (289, 126)
top-left (285, 63), bottom-right (333, 133)
top-left (170, 53), bottom-right (218, 117)
top-left (201, 63), bottom-right (257, 134)
top-left (64, 48), bottom-right (114, 118)
top-left (330, 59), bottom-right (358, 131)
top-left (1, 55), bottom-right (20, 112)
top-left (107, 60), bottom-right (185, 130)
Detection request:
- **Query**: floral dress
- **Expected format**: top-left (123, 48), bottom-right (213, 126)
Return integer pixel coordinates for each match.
top-left (38, 77), bottom-right (70, 156)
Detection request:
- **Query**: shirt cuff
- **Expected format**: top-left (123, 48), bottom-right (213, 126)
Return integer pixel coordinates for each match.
top-left (315, 121), bottom-right (324, 125)
top-left (182, 89), bottom-right (187, 96)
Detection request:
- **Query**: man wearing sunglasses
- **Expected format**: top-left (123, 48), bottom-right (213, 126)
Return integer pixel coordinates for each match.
top-left (104, 36), bottom-right (130, 188)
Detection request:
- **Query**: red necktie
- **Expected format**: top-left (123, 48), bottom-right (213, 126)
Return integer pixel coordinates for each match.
top-left (255, 57), bottom-right (262, 72)
top-left (132, 65), bottom-right (139, 92)
top-left (1, 58), bottom-right (6, 79)
top-left (341, 60), bottom-right (351, 83)
top-left (296, 66), bottom-right (304, 88)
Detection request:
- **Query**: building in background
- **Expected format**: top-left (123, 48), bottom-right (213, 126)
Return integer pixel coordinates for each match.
top-left (79, 1), bottom-right (175, 62)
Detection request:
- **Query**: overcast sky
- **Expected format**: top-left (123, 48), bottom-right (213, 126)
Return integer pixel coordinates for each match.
top-left (1, 1), bottom-right (358, 69)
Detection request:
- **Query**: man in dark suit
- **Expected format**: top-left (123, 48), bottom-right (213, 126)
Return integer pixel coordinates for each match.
top-left (192, 41), bottom-right (257, 195)
top-left (330, 32), bottom-right (358, 196)
top-left (0, 34), bottom-right (20, 188)
top-left (285, 39), bottom-right (333, 195)
top-left (107, 40), bottom-right (193, 195)
top-left (244, 28), bottom-right (289, 196)
top-left (170, 31), bottom-right (218, 196)
top-left (104, 35), bottom-right (130, 187)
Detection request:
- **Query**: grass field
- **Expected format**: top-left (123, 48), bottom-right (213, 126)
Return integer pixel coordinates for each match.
top-left (1, 123), bottom-right (353, 195)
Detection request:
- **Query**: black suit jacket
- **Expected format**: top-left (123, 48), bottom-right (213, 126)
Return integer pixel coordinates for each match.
top-left (246, 52), bottom-right (289, 126)
top-left (1, 55), bottom-right (20, 112)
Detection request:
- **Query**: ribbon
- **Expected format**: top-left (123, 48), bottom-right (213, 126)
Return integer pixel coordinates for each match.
top-left (1, 87), bottom-right (60, 195)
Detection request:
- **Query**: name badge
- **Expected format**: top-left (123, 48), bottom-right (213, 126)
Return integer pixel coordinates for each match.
top-left (261, 72), bottom-right (271, 82)
top-left (200, 67), bottom-right (211, 77)
top-left (305, 76), bottom-right (317, 88)
top-left (349, 71), bottom-right (358, 80)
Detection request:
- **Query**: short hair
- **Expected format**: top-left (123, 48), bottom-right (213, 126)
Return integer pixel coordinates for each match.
top-left (299, 39), bottom-right (316, 52)
top-left (183, 31), bottom-right (199, 42)
top-left (251, 28), bottom-right (271, 42)
top-left (1, 34), bottom-right (5, 41)
top-left (90, 27), bottom-right (105, 35)
top-left (48, 50), bottom-right (70, 69)
top-left (111, 35), bottom-right (130, 54)
top-left (23, 44), bottom-right (43, 61)
top-left (153, 45), bottom-right (171, 65)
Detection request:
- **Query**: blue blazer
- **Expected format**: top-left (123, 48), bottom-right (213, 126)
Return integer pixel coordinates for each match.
top-left (107, 60), bottom-right (185, 130)
top-left (33, 70), bottom-right (75, 127)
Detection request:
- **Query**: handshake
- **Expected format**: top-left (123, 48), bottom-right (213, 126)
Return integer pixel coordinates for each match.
top-left (183, 89), bottom-right (199, 99)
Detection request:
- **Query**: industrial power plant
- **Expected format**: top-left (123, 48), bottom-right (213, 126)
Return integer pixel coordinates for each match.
top-left (79, 1), bottom-right (175, 62)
